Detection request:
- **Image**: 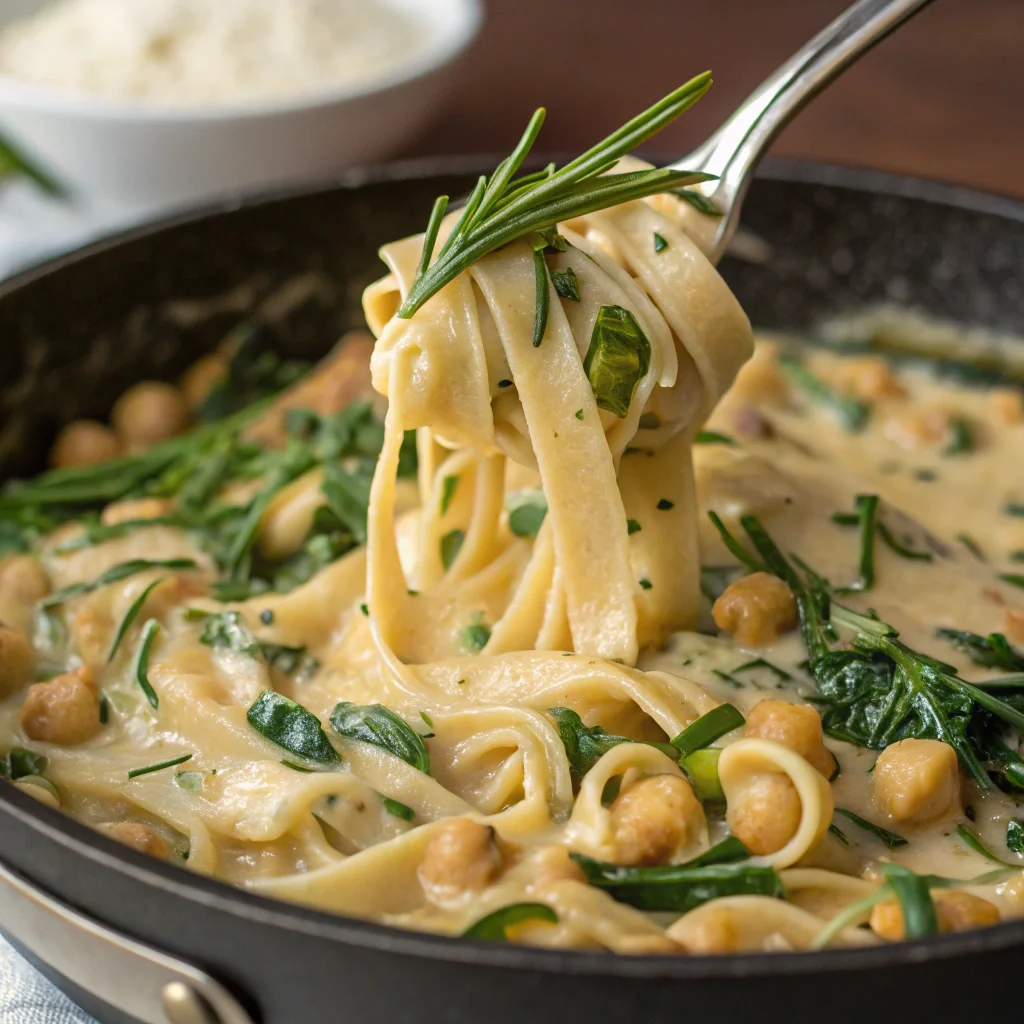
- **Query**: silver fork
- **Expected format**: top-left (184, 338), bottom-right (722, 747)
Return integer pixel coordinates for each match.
top-left (673, 0), bottom-right (937, 263)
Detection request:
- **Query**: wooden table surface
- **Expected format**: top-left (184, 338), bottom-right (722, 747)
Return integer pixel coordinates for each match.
top-left (406, 0), bottom-right (1024, 198)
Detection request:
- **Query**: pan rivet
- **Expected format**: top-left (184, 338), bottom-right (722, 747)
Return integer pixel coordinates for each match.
top-left (161, 981), bottom-right (222, 1024)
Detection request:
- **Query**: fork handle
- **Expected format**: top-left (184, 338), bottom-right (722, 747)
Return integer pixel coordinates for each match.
top-left (676, 0), bottom-right (936, 262)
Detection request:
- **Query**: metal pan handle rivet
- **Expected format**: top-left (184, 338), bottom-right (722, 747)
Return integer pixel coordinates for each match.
top-left (162, 981), bottom-right (222, 1024)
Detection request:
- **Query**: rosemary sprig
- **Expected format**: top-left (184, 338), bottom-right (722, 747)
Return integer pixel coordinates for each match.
top-left (397, 74), bottom-right (715, 319)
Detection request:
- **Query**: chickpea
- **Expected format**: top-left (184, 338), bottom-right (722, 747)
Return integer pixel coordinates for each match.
top-left (672, 905), bottom-right (740, 954)
top-left (111, 381), bottom-right (189, 450)
top-left (0, 622), bottom-right (34, 697)
top-left (872, 738), bottom-right (960, 824)
top-left (730, 342), bottom-right (789, 404)
top-left (418, 819), bottom-right (504, 902)
top-left (1004, 609), bottom-right (1024, 646)
top-left (610, 774), bottom-right (704, 866)
top-left (50, 420), bottom-right (124, 468)
top-left (0, 556), bottom-right (50, 604)
top-left (100, 822), bottom-right (169, 860)
top-left (727, 771), bottom-right (802, 856)
top-left (100, 497), bottom-right (175, 526)
top-left (836, 357), bottom-right (907, 401)
top-left (990, 388), bottom-right (1024, 426)
top-left (882, 407), bottom-right (951, 452)
top-left (744, 700), bottom-right (836, 778)
top-left (713, 571), bottom-right (798, 647)
top-left (19, 672), bottom-right (101, 745)
top-left (870, 889), bottom-right (999, 941)
top-left (179, 353), bottom-right (227, 410)
top-left (529, 846), bottom-right (586, 886)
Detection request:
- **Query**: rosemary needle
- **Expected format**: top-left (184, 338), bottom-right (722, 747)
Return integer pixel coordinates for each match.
top-left (398, 73), bottom-right (715, 319)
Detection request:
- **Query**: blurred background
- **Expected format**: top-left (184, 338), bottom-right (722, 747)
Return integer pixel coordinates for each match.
top-left (416, 0), bottom-right (1021, 196)
top-left (0, 0), bottom-right (1020, 278)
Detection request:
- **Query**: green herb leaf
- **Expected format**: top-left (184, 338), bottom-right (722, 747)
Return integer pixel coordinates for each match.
top-left (127, 753), bottom-right (192, 779)
top-left (40, 559), bottom-right (197, 609)
top-left (570, 853), bottom-right (783, 912)
top-left (780, 356), bottom-right (870, 432)
top-left (1006, 819), bottom-right (1024, 854)
top-left (329, 702), bottom-right (430, 775)
top-left (935, 629), bottom-right (1024, 672)
top-left (440, 475), bottom-right (459, 516)
top-left (834, 808), bottom-right (908, 848)
top-left (583, 305), bottom-right (651, 418)
top-left (8, 748), bottom-right (46, 780)
top-left (461, 616), bottom-right (491, 652)
top-left (878, 521), bottom-right (933, 562)
top-left (462, 902), bottom-right (558, 941)
top-left (132, 619), bottom-right (161, 709)
top-left (382, 796), bottom-right (414, 821)
top-left (0, 131), bottom-right (64, 195)
top-left (247, 690), bottom-right (340, 766)
top-left (626, 519), bottom-right (642, 536)
top-left (653, 232), bottom-right (668, 252)
top-left (999, 574), bottom-right (1024, 590)
top-left (669, 187), bottom-right (721, 216)
top-left (657, 498), bottom-right (674, 511)
top-left (550, 266), bottom-right (580, 301)
top-left (175, 771), bottom-right (204, 792)
top-left (638, 577), bottom-right (653, 590)
top-left (440, 529), bottom-right (465, 570)
top-left (396, 74), bottom-right (714, 320)
top-left (956, 823), bottom-right (1019, 868)
top-left (943, 417), bottom-right (975, 456)
top-left (671, 703), bottom-right (744, 758)
top-left (532, 248), bottom-right (550, 348)
top-left (507, 491), bottom-right (548, 538)
top-left (956, 534), bottom-right (984, 561)
top-left (838, 494), bottom-right (878, 593)
top-left (880, 863), bottom-right (937, 939)
top-left (107, 577), bottom-right (166, 662)
top-left (695, 430), bottom-right (736, 446)
top-left (680, 748), bottom-right (725, 802)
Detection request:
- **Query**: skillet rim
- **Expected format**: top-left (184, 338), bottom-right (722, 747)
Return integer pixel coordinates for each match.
top-left (1, 156), bottom-right (1023, 982)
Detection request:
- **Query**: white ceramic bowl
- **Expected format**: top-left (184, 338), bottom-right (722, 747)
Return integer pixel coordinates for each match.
top-left (0, 0), bottom-right (481, 216)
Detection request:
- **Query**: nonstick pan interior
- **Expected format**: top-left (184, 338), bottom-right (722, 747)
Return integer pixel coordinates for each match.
top-left (0, 159), bottom-right (1022, 1024)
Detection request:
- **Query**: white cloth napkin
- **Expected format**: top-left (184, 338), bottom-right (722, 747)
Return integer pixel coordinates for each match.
top-left (0, 935), bottom-right (95, 1024)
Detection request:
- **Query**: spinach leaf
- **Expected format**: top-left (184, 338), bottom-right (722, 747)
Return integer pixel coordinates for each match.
top-left (711, 512), bottom-right (1024, 790)
top-left (463, 903), bottom-right (558, 941)
top-left (548, 707), bottom-right (675, 786)
top-left (1006, 819), bottom-right (1024, 854)
top-left (671, 703), bottom-right (744, 758)
top-left (247, 691), bottom-right (340, 766)
top-left (7, 748), bottom-right (46, 780)
top-left (571, 852), bottom-right (782, 912)
top-left (583, 305), bottom-right (651, 418)
top-left (834, 807), bottom-right (908, 848)
top-left (935, 629), bottom-right (1024, 672)
top-left (329, 702), bottom-right (430, 775)
top-left (197, 611), bottom-right (317, 678)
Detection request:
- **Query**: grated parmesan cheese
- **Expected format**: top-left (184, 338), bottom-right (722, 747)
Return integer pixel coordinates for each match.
top-left (0, 0), bottom-right (427, 106)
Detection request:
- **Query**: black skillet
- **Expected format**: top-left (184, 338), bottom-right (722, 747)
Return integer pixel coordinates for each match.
top-left (0, 158), bottom-right (1022, 1024)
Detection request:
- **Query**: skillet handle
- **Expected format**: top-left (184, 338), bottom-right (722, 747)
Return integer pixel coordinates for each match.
top-left (0, 859), bottom-right (256, 1024)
